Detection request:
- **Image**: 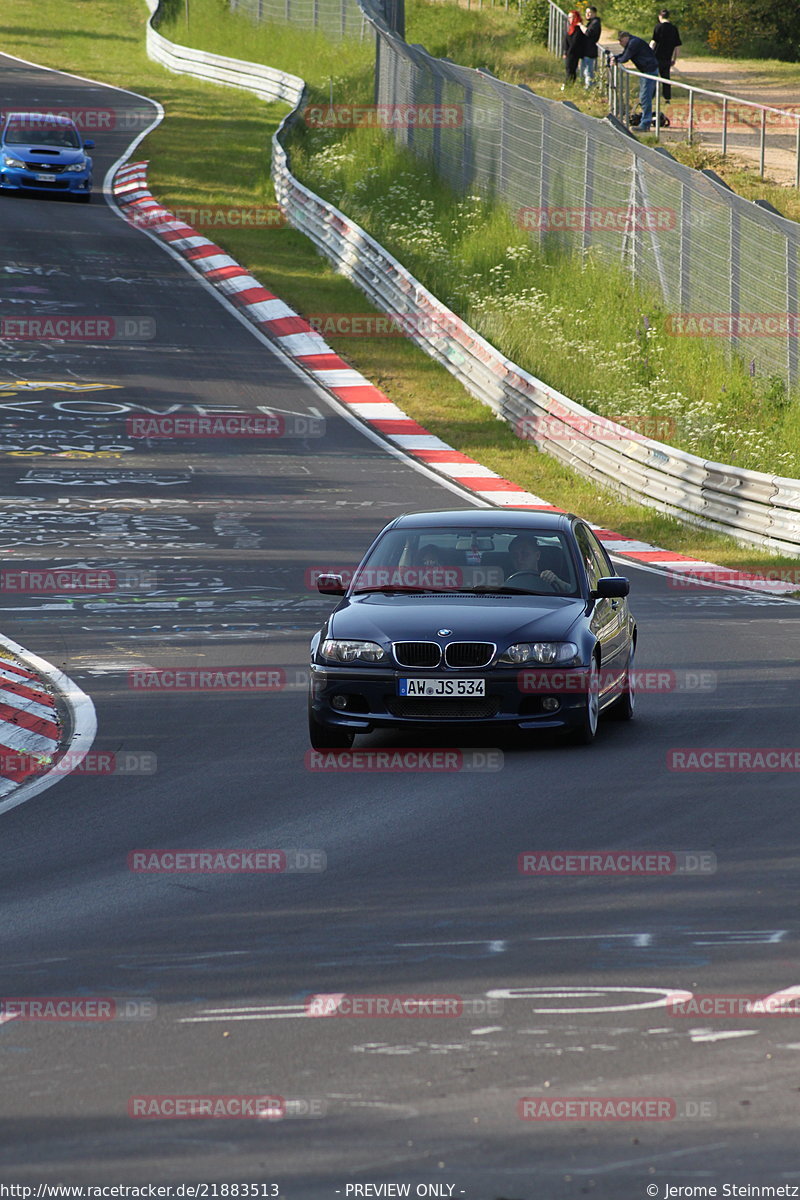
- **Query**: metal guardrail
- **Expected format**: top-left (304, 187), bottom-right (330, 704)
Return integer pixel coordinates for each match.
top-left (141, 3), bottom-right (800, 554)
top-left (146, 10), bottom-right (304, 102)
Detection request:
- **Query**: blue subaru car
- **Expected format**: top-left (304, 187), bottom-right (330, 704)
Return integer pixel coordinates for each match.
top-left (0, 112), bottom-right (94, 201)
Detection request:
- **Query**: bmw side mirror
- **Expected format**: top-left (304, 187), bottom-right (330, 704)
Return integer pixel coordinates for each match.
top-left (317, 573), bottom-right (346, 596)
top-left (84, 139), bottom-right (95, 149)
top-left (593, 576), bottom-right (630, 598)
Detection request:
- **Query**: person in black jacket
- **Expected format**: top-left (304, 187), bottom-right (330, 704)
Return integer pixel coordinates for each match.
top-left (613, 31), bottom-right (660, 132)
top-left (580, 7), bottom-right (602, 89)
top-left (650, 9), bottom-right (682, 102)
top-left (562, 11), bottom-right (587, 87)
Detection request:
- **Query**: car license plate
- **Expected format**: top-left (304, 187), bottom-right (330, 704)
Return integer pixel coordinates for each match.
top-left (399, 678), bottom-right (486, 697)
top-left (36, 173), bottom-right (56, 181)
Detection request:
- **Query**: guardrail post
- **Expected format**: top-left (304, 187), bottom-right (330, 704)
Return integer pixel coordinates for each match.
top-left (729, 206), bottom-right (741, 365)
top-left (462, 83), bottom-right (474, 193)
top-left (787, 239), bottom-right (799, 387)
top-left (679, 181), bottom-right (691, 314)
top-left (654, 77), bottom-right (661, 141)
top-left (432, 71), bottom-right (443, 175)
top-left (760, 108), bottom-right (766, 178)
top-left (721, 96), bottom-right (728, 157)
top-left (583, 130), bottom-right (594, 254)
top-left (688, 90), bottom-right (694, 142)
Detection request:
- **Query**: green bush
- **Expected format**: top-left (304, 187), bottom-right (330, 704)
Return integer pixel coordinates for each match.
top-left (602, 0), bottom-right (659, 37)
top-left (519, 0), bottom-right (549, 45)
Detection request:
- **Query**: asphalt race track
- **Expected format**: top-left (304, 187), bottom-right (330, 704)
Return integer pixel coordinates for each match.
top-left (1, 52), bottom-right (800, 1199)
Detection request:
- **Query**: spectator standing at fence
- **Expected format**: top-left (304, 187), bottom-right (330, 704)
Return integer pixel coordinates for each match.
top-left (650, 9), bottom-right (681, 102)
top-left (612, 31), bottom-right (660, 133)
top-left (580, 7), bottom-right (602, 88)
top-left (562, 11), bottom-right (587, 88)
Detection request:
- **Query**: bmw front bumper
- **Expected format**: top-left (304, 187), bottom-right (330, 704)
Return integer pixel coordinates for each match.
top-left (309, 661), bottom-right (598, 735)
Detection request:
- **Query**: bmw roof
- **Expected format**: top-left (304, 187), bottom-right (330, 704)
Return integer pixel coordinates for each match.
top-left (388, 509), bottom-right (577, 530)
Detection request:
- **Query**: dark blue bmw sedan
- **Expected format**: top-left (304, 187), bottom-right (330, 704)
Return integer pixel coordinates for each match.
top-left (309, 509), bottom-right (636, 747)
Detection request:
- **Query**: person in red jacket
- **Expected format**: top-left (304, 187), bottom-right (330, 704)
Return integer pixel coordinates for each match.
top-left (562, 11), bottom-right (587, 87)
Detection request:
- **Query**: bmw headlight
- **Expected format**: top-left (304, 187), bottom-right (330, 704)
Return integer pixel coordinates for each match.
top-left (497, 641), bottom-right (579, 665)
top-left (321, 639), bottom-right (386, 664)
top-left (65, 159), bottom-right (88, 172)
top-left (3, 155), bottom-right (26, 169)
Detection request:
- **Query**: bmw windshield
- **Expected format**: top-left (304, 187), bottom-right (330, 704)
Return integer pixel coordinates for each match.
top-left (350, 526), bottom-right (581, 596)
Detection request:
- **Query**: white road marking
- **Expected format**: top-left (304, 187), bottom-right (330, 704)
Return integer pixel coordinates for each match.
top-left (178, 1003), bottom-right (307, 1023)
top-left (758, 984), bottom-right (800, 1010)
top-left (485, 985), bottom-right (694, 1014)
top-left (692, 930), bottom-right (786, 945)
top-left (689, 1029), bottom-right (760, 1042)
top-left (536, 1142), bottom-right (731, 1176)
top-left (179, 1012), bottom-right (305, 1022)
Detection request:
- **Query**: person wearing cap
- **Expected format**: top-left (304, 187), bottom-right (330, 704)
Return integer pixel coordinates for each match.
top-left (650, 9), bottom-right (681, 102)
top-left (612, 31), bottom-right (661, 133)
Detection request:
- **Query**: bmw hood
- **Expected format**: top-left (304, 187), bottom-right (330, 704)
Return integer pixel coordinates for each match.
top-left (326, 593), bottom-right (585, 647)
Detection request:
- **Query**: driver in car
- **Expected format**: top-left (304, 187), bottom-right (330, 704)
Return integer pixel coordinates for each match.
top-left (508, 535), bottom-right (571, 592)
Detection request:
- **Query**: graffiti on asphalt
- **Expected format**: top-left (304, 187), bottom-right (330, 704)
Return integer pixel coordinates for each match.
top-left (19, 470), bottom-right (192, 487)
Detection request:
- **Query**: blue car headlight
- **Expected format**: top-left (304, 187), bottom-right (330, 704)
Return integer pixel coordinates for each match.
top-left (3, 155), bottom-right (26, 169)
top-left (65, 159), bottom-right (88, 173)
top-left (497, 641), bottom-right (579, 666)
top-left (321, 639), bottom-right (387, 665)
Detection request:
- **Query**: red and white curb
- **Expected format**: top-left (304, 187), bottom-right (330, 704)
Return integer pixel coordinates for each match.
top-left (113, 161), bottom-right (797, 598)
top-left (0, 654), bottom-right (60, 794)
top-left (0, 637), bottom-right (96, 815)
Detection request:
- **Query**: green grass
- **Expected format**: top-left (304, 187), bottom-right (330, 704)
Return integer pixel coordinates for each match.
top-left (2, 0), bottom-right (798, 574)
top-left (154, 0), bottom-right (800, 481)
top-left (401, 1), bottom-right (800, 223)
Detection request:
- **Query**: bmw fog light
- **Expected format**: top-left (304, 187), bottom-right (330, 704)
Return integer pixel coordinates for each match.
top-left (331, 694), bottom-right (349, 711)
top-left (542, 697), bottom-right (560, 712)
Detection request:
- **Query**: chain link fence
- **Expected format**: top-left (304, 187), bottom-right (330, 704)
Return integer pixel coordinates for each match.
top-left (230, 0), bottom-right (370, 40)
top-left (234, 0), bottom-right (800, 390)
